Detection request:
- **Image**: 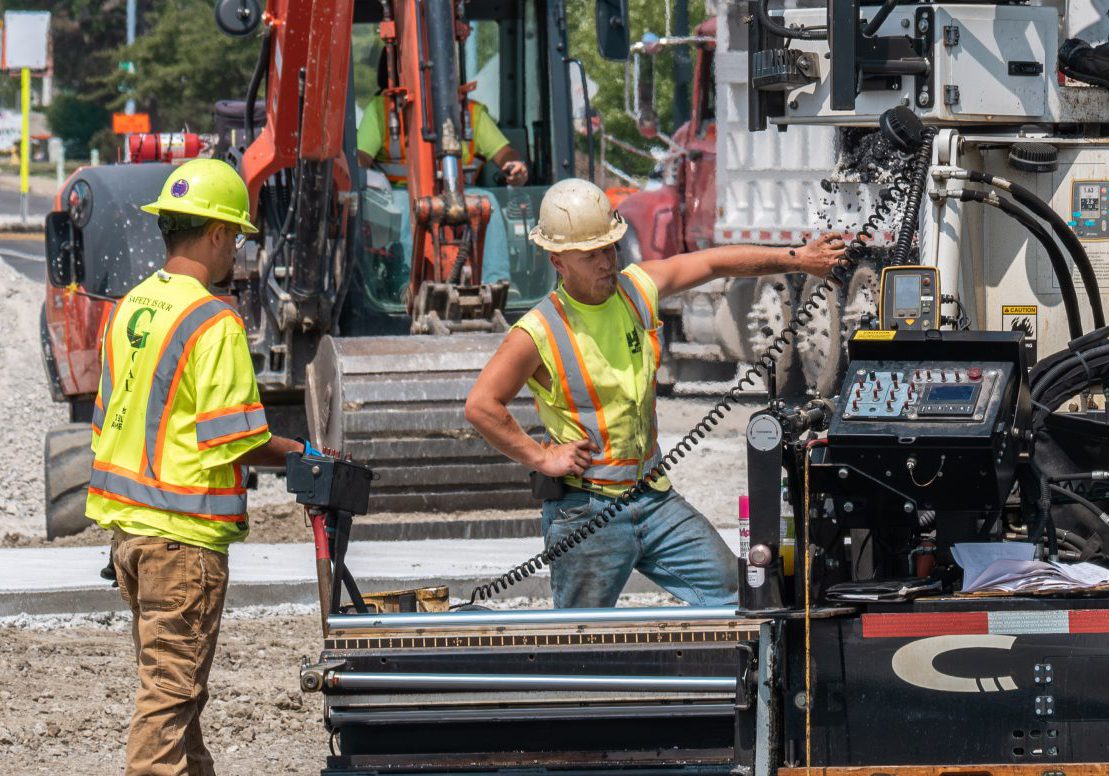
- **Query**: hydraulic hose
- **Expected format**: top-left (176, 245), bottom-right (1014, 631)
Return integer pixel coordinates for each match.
top-left (954, 169), bottom-right (1104, 329)
top-left (244, 25), bottom-right (273, 143)
top-left (862, 0), bottom-right (899, 37)
top-left (1049, 483), bottom-right (1109, 533)
top-left (755, 0), bottom-right (828, 41)
top-left (956, 190), bottom-right (1083, 342)
top-left (1030, 342), bottom-right (1109, 404)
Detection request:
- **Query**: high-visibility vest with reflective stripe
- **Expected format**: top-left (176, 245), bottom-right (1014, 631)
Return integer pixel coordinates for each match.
top-left (516, 265), bottom-right (667, 493)
top-left (86, 272), bottom-right (270, 551)
top-left (375, 97), bottom-right (480, 185)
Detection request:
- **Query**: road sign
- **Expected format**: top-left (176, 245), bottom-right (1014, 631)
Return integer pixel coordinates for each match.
top-left (3, 11), bottom-right (50, 70)
top-left (113, 112), bottom-right (151, 134)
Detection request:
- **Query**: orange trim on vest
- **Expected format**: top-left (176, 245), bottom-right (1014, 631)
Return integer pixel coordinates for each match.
top-left (151, 309), bottom-right (238, 479)
top-left (88, 487), bottom-right (245, 523)
top-left (93, 460), bottom-right (246, 497)
top-left (549, 295), bottom-right (613, 461)
top-left (196, 402), bottom-right (265, 423)
top-left (196, 424), bottom-right (270, 451)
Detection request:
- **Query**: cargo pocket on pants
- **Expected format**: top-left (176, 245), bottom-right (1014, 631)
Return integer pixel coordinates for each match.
top-left (149, 545), bottom-right (203, 698)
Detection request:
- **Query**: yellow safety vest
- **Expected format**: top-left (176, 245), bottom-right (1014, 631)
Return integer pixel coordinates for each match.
top-left (87, 271), bottom-right (271, 553)
top-left (514, 264), bottom-right (668, 496)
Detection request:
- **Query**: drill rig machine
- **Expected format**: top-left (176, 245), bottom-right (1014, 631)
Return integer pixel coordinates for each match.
top-left (290, 2), bottom-right (1109, 774)
top-left (40, 0), bottom-right (581, 536)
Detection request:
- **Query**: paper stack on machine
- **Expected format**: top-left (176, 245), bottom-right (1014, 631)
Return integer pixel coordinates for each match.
top-left (955, 542), bottom-right (1109, 595)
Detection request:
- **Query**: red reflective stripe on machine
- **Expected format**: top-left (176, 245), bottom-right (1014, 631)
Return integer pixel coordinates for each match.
top-left (863, 609), bottom-right (1109, 638)
top-left (862, 612), bottom-right (988, 638)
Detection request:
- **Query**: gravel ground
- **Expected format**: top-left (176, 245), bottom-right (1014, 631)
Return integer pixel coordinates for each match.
top-left (0, 260), bottom-right (68, 535)
top-left (0, 592), bottom-right (683, 775)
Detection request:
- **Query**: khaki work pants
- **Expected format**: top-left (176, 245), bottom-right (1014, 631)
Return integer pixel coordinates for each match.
top-left (112, 530), bottom-right (229, 776)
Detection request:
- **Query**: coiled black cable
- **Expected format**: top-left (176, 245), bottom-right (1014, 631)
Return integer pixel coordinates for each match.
top-left (890, 129), bottom-right (935, 265)
top-left (466, 135), bottom-right (934, 604)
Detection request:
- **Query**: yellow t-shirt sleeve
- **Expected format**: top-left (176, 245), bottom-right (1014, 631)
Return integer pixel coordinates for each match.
top-left (472, 102), bottom-right (510, 161)
top-left (621, 264), bottom-right (661, 328)
top-left (357, 95), bottom-right (385, 158)
top-left (189, 323), bottom-right (271, 470)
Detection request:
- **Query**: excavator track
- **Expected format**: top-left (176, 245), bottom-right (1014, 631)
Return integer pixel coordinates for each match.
top-left (306, 334), bottom-right (541, 513)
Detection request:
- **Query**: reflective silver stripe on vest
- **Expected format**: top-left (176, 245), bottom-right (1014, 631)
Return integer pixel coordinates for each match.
top-left (533, 296), bottom-right (603, 452)
top-left (196, 406), bottom-right (268, 444)
top-left (617, 272), bottom-right (654, 328)
top-left (144, 298), bottom-right (233, 476)
top-left (90, 467), bottom-right (246, 517)
top-left (92, 404), bottom-right (105, 432)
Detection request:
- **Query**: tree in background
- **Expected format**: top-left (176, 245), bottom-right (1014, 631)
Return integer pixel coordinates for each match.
top-left (45, 94), bottom-right (108, 157)
top-left (565, 0), bottom-right (706, 181)
top-left (99, 0), bottom-right (260, 133)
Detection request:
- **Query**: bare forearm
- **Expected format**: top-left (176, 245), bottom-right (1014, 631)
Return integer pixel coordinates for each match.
top-left (465, 398), bottom-right (545, 469)
top-left (697, 244), bottom-right (797, 278)
top-left (236, 435), bottom-right (304, 468)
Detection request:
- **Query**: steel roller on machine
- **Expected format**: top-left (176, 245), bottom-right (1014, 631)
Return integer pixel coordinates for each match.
top-left (305, 333), bottom-right (543, 513)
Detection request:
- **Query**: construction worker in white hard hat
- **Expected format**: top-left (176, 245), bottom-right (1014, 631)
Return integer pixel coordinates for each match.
top-left (465, 178), bottom-right (847, 608)
top-left (87, 158), bottom-right (305, 775)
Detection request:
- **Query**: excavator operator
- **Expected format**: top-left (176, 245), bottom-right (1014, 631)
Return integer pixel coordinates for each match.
top-left (87, 159), bottom-right (305, 774)
top-left (466, 179), bottom-right (848, 608)
top-left (356, 55), bottom-right (528, 187)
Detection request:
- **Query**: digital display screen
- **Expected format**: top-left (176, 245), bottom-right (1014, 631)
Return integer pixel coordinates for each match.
top-left (894, 274), bottom-right (921, 312)
top-left (927, 385), bottom-right (976, 402)
top-left (1079, 184), bottom-right (1100, 215)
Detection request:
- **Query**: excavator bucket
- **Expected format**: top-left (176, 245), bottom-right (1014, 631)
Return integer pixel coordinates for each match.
top-left (305, 334), bottom-right (541, 513)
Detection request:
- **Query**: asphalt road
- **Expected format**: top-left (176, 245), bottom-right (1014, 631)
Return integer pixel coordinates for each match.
top-left (0, 186), bottom-right (52, 218)
top-left (0, 233), bottom-right (45, 282)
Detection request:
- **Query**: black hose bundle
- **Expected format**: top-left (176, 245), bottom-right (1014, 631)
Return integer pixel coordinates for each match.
top-left (466, 124), bottom-right (935, 604)
top-left (955, 190), bottom-right (1083, 342)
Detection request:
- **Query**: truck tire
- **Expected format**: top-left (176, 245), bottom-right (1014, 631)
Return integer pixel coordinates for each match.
top-left (797, 274), bottom-right (848, 398)
top-left (44, 423), bottom-right (94, 540)
top-left (746, 274), bottom-right (804, 398)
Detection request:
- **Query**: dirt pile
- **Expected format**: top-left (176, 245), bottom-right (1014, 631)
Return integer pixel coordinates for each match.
top-left (0, 260), bottom-right (68, 537)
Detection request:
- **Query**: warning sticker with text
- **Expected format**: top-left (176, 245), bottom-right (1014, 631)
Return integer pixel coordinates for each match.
top-left (1002, 305), bottom-right (1038, 341)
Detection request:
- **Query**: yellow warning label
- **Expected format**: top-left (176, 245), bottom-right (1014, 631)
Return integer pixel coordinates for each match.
top-left (905, 318), bottom-right (916, 327)
top-left (1002, 305), bottom-right (1038, 315)
top-left (853, 330), bottom-right (897, 341)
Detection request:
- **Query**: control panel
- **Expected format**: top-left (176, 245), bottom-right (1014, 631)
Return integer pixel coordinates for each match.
top-left (1069, 180), bottom-right (1109, 241)
top-left (841, 364), bottom-right (998, 421)
top-left (878, 266), bottom-right (940, 331)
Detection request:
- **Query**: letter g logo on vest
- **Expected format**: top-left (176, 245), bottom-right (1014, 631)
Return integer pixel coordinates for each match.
top-left (126, 307), bottom-right (157, 350)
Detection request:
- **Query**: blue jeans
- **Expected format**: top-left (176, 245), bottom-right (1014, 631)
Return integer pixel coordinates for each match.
top-left (540, 487), bottom-right (739, 608)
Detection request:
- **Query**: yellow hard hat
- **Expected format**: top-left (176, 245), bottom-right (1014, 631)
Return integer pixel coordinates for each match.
top-left (141, 158), bottom-right (258, 234)
top-left (528, 178), bottom-right (627, 252)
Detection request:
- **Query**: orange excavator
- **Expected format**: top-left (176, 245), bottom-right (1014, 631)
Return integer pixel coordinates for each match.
top-left (40, 0), bottom-right (587, 536)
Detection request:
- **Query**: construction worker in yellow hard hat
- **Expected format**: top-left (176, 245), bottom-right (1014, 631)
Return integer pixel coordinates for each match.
top-left (89, 157), bottom-right (303, 775)
top-left (465, 178), bottom-right (848, 609)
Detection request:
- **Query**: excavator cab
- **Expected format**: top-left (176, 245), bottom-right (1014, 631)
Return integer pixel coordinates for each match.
top-left (345, 1), bottom-right (562, 335)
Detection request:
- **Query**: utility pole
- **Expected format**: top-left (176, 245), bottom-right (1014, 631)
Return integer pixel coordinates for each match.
top-left (672, 0), bottom-right (691, 128)
top-left (123, 0), bottom-right (137, 161)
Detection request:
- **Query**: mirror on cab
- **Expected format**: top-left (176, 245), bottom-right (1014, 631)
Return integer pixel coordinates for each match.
top-left (596, 0), bottom-right (630, 61)
top-left (214, 0), bottom-right (262, 37)
top-left (45, 211), bottom-right (82, 287)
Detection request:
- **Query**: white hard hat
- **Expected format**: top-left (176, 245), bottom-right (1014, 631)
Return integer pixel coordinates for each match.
top-left (528, 178), bottom-right (627, 253)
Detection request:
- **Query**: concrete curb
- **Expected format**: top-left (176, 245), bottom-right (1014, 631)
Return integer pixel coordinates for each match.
top-left (0, 536), bottom-right (741, 617)
top-left (351, 515), bottom-right (541, 541)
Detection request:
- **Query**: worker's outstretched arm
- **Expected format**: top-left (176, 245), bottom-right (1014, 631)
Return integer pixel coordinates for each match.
top-left (640, 233), bottom-right (848, 299)
top-left (465, 329), bottom-right (597, 477)
top-left (236, 435), bottom-right (305, 468)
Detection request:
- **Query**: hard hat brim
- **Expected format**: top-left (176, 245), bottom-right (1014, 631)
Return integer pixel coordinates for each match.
top-left (528, 218), bottom-right (627, 253)
top-left (141, 200), bottom-right (260, 234)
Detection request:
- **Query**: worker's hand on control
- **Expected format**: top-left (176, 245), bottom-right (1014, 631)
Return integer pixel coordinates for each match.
top-left (792, 232), bottom-right (849, 276)
top-left (501, 160), bottom-right (528, 187)
top-left (536, 439), bottom-right (599, 478)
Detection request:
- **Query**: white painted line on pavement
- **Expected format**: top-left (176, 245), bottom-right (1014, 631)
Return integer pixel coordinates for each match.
top-left (0, 247), bottom-right (44, 262)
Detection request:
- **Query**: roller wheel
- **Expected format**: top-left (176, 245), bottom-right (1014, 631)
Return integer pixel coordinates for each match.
top-left (44, 423), bottom-right (94, 540)
top-left (797, 274), bottom-right (848, 398)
